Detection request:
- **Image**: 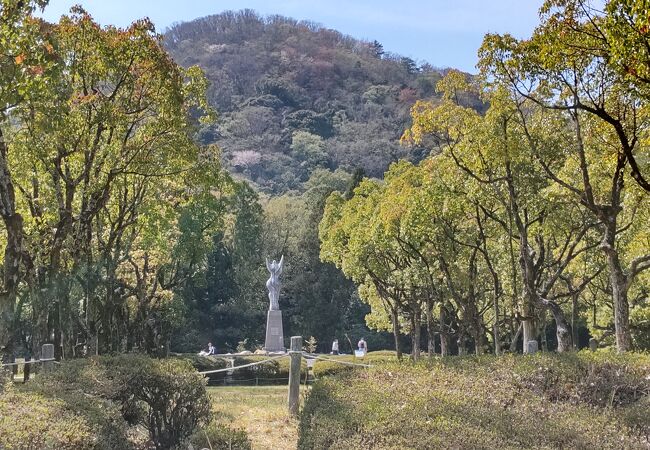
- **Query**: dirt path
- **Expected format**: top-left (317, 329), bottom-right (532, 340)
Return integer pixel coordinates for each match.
top-left (207, 386), bottom-right (304, 450)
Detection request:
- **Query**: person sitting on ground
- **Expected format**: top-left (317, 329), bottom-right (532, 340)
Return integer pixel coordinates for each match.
top-left (199, 342), bottom-right (216, 356)
top-left (331, 339), bottom-right (339, 355)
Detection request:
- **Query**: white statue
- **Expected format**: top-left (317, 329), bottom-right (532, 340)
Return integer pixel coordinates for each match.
top-left (265, 255), bottom-right (284, 311)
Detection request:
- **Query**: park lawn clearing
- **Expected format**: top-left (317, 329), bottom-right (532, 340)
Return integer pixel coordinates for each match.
top-left (207, 386), bottom-right (303, 450)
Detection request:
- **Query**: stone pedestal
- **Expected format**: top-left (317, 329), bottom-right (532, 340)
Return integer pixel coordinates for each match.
top-left (264, 310), bottom-right (285, 352)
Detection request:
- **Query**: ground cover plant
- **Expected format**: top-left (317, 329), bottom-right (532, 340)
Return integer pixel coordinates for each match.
top-left (299, 351), bottom-right (650, 449)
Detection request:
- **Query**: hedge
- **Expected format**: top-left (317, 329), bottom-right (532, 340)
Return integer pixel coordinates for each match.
top-left (31, 354), bottom-right (211, 449)
top-left (231, 355), bottom-right (307, 381)
top-left (299, 351), bottom-right (650, 449)
top-left (312, 351), bottom-right (397, 378)
top-left (175, 354), bottom-right (230, 382)
top-left (180, 353), bottom-right (307, 382)
top-left (0, 385), bottom-right (128, 450)
top-left (182, 351), bottom-right (397, 381)
top-left (1, 354), bottom-right (253, 449)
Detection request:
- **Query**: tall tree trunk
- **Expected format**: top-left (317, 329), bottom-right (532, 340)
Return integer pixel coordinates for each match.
top-left (490, 274), bottom-right (501, 355)
top-left (84, 284), bottom-right (99, 356)
top-left (541, 313), bottom-right (548, 352)
top-left (457, 332), bottom-right (468, 356)
top-left (465, 294), bottom-right (485, 355)
top-left (31, 281), bottom-right (55, 357)
top-left (52, 299), bottom-right (62, 359)
top-left (510, 322), bottom-right (522, 353)
top-left (521, 297), bottom-right (536, 353)
top-left (0, 214), bottom-right (22, 363)
top-left (474, 327), bottom-right (487, 355)
top-left (410, 309), bottom-right (421, 361)
top-left (439, 304), bottom-right (449, 356)
top-left (521, 259), bottom-right (573, 352)
top-left (476, 205), bottom-right (501, 355)
top-left (571, 291), bottom-right (578, 350)
top-left (425, 297), bottom-right (434, 358)
top-left (390, 307), bottom-right (402, 360)
top-left (601, 221), bottom-right (631, 352)
top-left (0, 130), bottom-right (23, 363)
top-left (543, 300), bottom-right (572, 352)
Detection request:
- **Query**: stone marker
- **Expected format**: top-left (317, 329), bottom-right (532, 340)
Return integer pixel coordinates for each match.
top-left (41, 343), bottom-right (55, 372)
top-left (526, 340), bottom-right (538, 354)
top-left (23, 355), bottom-right (31, 382)
top-left (288, 336), bottom-right (302, 416)
top-left (588, 338), bottom-right (598, 352)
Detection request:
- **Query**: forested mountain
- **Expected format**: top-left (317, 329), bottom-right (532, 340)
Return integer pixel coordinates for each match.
top-left (158, 9), bottom-right (485, 351)
top-left (164, 10), bottom-right (473, 193)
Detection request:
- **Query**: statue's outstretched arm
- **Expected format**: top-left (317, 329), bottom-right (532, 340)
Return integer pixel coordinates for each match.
top-left (278, 255), bottom-right (284, 275)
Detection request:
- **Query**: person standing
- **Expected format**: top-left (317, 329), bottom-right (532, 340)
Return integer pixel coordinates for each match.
top-left (357, 337), bottom-right (367, 355)
top-left (331, 339), bottom-right (339, 355)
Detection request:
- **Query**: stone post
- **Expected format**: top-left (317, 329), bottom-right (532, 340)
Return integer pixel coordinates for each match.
top-left (41, 343), bottom-right (54, 373)
top-left (588, 338), bottom-right (598, 352)
top-left (288, 336), bottom-right (302, 416)
top-left (23, 355), bottom-right (31, 382)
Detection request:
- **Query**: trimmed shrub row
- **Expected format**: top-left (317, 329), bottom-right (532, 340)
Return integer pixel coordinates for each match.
top-left (312, 351), bottom-right (398, 378)
top-left (178, 354), bottom-right (229, 375)
top-left (0, 385), bottom-right (126, 450)
top-left (180, 354), bottom-right (307, 383)
top-left (0, 354), bottom-right (252, 449)
top-left (231, 355), bottom-right (307, 381)
top-left (30, 355), bottom-right (211, 449)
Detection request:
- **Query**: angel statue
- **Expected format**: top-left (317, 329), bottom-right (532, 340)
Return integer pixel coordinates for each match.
top-left (265, 255), bottom-right (284, 311)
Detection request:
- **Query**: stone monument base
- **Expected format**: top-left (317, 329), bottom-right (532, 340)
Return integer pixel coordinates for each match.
top-left (264, 310), bottom-right (285, 352)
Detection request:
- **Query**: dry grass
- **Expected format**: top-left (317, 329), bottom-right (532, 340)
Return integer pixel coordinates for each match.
top-left (207, 386), bottom-right (306, 450)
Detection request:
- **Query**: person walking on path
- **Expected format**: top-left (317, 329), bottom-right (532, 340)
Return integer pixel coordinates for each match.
top-left (331, 339), bottom-right (339, 355)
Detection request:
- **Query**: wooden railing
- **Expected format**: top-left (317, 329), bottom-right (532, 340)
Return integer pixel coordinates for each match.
top-left (1, 344), bottom-right (56, 382)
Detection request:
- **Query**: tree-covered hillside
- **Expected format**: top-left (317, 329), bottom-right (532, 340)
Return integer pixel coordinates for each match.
top-left (164, 10), bottom-right (474, 193)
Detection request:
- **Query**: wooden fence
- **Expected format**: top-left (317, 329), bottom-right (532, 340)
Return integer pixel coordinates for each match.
top-left (1, 344), bottom-right (56, 382)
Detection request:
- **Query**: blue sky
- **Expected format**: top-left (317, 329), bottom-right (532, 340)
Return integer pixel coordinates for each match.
top-left (40, 1), bottom-right (544, 73)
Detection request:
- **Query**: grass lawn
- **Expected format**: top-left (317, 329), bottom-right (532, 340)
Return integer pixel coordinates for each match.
top-left (207, 385), bottom-right (306, 450)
